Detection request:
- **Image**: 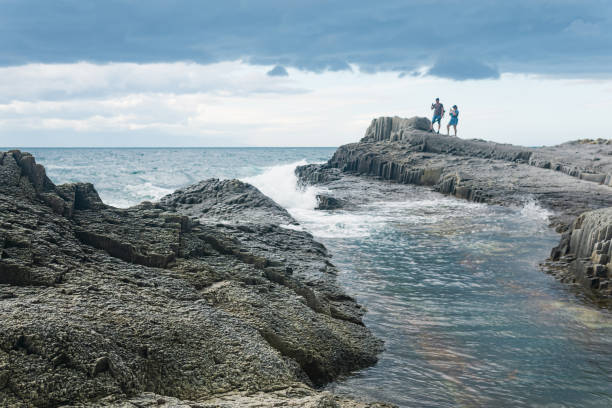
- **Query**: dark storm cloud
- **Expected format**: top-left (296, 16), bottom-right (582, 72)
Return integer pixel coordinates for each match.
top-left (1, 0), bottom-right (611, 80)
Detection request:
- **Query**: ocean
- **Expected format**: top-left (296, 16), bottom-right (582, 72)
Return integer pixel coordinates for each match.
top-left (25, 147), bottom-right (612, 407)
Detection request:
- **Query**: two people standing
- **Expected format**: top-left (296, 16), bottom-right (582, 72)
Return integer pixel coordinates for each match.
top-left (429, 98), bottom-right (459, 136)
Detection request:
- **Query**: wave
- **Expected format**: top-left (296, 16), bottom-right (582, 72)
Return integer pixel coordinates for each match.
top-left (242, 160), bottom-right (320, 212)
top-left (243, 161), bottom-right (383, 238)
top-left (519, 197), bottom-right (553, 223)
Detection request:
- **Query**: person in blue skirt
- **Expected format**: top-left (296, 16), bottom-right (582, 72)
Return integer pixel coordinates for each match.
top-left (447, 105), bottom-right (459, 136)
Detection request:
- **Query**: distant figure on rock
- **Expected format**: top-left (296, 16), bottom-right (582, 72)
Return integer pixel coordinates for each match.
top-left (447, 105), bottom-right (459, 136)
top-left (430, 98), bottom-right (445, 133)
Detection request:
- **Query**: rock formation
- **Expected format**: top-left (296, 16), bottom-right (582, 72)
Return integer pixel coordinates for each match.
top-left (0, 150), bottom-right (393, 407)
top-left (550, 207), bottom-right (612, 297)
top-left (296, 117), bottom-right (612, 299)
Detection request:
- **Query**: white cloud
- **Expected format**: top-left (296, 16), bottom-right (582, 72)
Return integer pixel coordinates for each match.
top-left (0, 62), bottom-right (611, 147)
top-left (0, 61), bottom-right (306, 103)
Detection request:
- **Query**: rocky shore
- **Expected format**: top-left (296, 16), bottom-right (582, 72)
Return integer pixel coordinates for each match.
top-left (296, 116), bottom-right (612, 301)
top-left (0, 150), bottom-right (394, 407)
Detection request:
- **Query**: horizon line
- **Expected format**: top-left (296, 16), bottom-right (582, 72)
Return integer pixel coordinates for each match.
top-left (1, 146), bottom-right (339, 149)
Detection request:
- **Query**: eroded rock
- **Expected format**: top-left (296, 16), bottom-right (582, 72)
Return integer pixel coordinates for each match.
top-left (0, 150), bottom-right (387, 407)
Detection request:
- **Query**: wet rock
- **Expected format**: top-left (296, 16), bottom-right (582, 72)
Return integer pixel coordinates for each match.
top-left (0, 150), bottom-right (386, 406)
top-left (63, 385), bottom-right (397, 407)
top-left (316, 195), bottom-right (345, 210)
top-left (550, 207), bottom-right (612, 298)
top-left (159, 178), bottom-right (295, 225)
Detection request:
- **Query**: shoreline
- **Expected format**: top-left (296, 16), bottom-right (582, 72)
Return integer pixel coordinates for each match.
top-left (296, 116), bottom-right (612, 302)
top-left (0, 150), bottom-right (395, 407)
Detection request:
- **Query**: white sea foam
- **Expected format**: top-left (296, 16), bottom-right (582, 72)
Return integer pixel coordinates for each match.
top-left (243, 160), bottom-right (319, 211)
top-left (243, 161), bottom-right (386, 238)
top-left (125, 182), bottom-right (175, 202)
top-left (243, 161), bottom-right (557, 240)
top-left (519, 197), bottom-right (553, 224)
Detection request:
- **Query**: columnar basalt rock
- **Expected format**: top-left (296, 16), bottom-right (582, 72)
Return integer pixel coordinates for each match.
top-left (550, 208), bottom-right (612, 296)
top-left (296, 116), bottom-right (612, 300)
top-left (0, 150), bottom-right (391, 407)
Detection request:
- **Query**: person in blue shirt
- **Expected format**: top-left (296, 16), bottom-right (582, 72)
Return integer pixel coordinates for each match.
top-left (447, 105), bottom-right (459, 136)
top-left (429, 98), bottom-right (445, 133)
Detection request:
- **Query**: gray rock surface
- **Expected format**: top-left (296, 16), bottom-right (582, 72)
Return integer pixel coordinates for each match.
top-left (296, 116), bottom-right (612, 299)
top-left (315, 195), bottom-right (346, 211)
top-left (0, 150), bottom-right (390, 407)
top-left (63, 384), bottom-right (395, 407)
top-left (550, 207), bottom-right (612, 298)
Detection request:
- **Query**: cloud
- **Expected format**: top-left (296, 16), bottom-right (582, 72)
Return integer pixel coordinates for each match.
top-left (0, 61), bottom-right (307, 103)
top-left (427, 58), bottom-right (500, 80)
top-left (2, 65), bottom-right (612, 148)
top-left (0, 1), bottom-right (611, 78)
top-left (564, 19), bottom-right (602, 36)
top-left (267, 65), bottom-right (289, 77)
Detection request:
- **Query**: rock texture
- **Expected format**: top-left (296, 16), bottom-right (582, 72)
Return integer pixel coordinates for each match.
top-left (296, 117), bottom-right (612, 299)
top-left (315, 195), bottom-right (346, 211)
top-left (64, 384), bottom-right (394, 407)
top-left (0, 150), bottom-right (390, 407)
top-left (550, 208), bottom-right (612, 297)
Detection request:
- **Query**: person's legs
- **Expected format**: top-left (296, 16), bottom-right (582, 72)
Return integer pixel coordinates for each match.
top-left (453, 124), bottom-right (457, 136)
top-left (431, 115), bottom-right (440, 132)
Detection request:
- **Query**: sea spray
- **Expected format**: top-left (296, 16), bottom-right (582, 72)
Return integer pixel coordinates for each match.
top-left (242, 160), bottom-right (320, 212)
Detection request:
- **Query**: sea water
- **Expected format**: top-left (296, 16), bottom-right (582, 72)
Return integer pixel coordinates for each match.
top-left (26, 148), bottom-right (612, 407)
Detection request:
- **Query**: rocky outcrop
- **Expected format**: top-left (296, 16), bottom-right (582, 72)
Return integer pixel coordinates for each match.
top-left (357, 117), bottom-right (612, 187)
top-left (295, 116), bottom-right (612, 299)
top-left (0, 150), bottom-right (390, 407)
top-left (159, 178), bottom-right (295, 225)
top-left (550, 208), bottom-right (612, 296)
top-left (361, 116), bottom-right (430, 142)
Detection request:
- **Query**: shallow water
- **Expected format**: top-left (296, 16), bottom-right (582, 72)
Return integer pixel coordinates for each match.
top-left (26, 148), bottom-right (612, 407)
top-left (248, 162), bottom-right (612, 408)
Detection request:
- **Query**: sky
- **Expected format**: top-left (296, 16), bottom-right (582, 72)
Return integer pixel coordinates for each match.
top-left (0, 0), bottom-right (611, 147)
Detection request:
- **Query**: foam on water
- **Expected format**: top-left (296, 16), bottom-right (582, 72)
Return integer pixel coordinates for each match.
top-left (519, 196), bottom-right (554, 224)
top-left (244, 161), bottom-right (556, 240)
top-left (243, 160), bottom-right (320, 211)
top-left (243, 161), bottom-right (393, 238)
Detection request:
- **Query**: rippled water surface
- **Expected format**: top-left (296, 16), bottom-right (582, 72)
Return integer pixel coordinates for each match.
top-left (25, 147), bottom-right (335, 207)
top-left (309, 197), bottom-right (612, 407)
top-left (23, 148), bottom-right (612, 407)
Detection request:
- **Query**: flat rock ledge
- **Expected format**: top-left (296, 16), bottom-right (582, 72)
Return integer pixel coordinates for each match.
top-left (296, 116), bottom-right (612, 301)
top-left (0, 150), bottom-right (392, 407)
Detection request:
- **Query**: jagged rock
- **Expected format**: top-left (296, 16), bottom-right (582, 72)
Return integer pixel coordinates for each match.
top-left (159, 178), bottom-right (295, 225)
top-left (550, 207), bottom-right (612, 296)
top-left (0, 150), bottom-right (386, 407)
top-left (296, 164), bottom-right (342, 186)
